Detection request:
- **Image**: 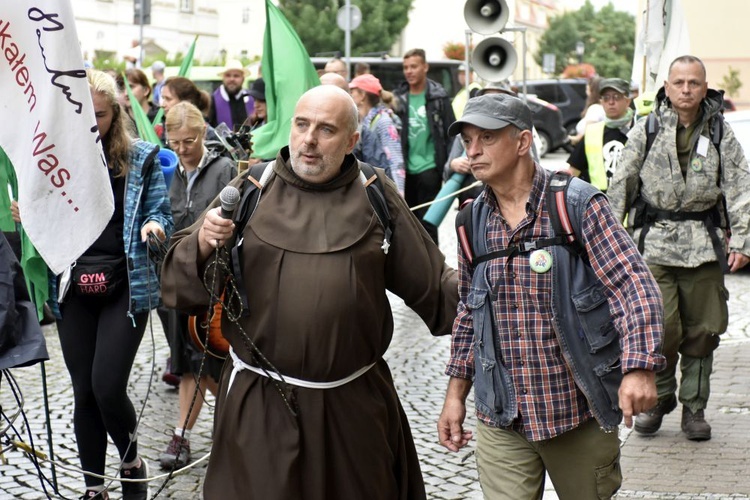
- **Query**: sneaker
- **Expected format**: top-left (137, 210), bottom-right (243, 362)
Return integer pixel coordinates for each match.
top-left (681, 406), bottom-right (712, 441)
top-left (634, 395), bottom-right (677, 434)
top-left (159, 434), bottom-right (191, 470)
top-left (80, 490), bottom-right (109, 500)
top-left (120, 457), bottom-right (150, 500)
top-left (162, 357), bottom-right (181, 388)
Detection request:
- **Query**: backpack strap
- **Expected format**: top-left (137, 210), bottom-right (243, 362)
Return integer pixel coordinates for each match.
top-left (644, 111), bottom-right (659, 160)
top-left (369, 112), bottom-right (382, 131)
top-left (455, 199), bottom-right (475, 265)
top-left (547, 171), bottom-right (587, 259)
top-left (455, 172), bottom-right (583, 269)
top-left (230, 161), bottom-right (275, 315)
top-left (358, 162), bottom-right (393, 254)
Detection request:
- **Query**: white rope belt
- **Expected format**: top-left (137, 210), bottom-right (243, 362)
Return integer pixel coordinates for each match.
top-left (227, 347), bottom-right (376, 395)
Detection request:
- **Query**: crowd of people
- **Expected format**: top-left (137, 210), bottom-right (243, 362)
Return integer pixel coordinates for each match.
top-left (4, 49), bottom-right (749, 500)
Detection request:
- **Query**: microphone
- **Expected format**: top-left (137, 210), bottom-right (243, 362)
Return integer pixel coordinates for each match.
top-left (219, 186), bottom-right (240, 219)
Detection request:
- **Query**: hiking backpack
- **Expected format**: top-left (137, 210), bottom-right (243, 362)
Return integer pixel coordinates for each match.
top-left (455, 171), bottom-right (587, 267)
top-left (632, 111), bottom-right (729, 272)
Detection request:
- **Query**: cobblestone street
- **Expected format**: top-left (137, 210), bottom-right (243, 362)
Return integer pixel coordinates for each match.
top-left (3, 155), bottom-right (750, 498)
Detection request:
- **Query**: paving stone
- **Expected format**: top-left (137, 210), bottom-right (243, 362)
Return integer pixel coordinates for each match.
top-left (3, 177), bottom-right (750, 498)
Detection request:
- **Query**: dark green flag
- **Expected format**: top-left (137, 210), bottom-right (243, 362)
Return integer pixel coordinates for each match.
top-left (251, 0), bottom-right (320, 160)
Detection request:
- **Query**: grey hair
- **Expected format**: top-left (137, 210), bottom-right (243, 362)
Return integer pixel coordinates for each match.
top-left (669, 55), bottom-right (706, 80)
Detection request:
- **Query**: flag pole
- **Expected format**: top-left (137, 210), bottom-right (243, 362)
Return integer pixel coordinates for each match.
top-left (641, 0), bottom-right (649, 92)
top-left (40, 361), bottom-right (58, 490)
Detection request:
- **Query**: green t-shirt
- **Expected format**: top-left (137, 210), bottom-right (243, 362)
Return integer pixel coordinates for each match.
top-left (406, 91), bottom-right (436, 174)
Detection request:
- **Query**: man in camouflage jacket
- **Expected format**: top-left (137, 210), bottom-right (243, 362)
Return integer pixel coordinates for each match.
top-left (608, 55), bottom-right (750, 441)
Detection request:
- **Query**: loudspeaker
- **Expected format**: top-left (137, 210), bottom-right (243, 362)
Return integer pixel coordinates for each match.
top-left (464, 0), bottom-right (509, 35)
top-left (471, 37), bottom-right (517, 81)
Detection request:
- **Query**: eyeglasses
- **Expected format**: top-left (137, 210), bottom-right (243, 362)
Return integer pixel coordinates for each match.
top-left (166, 135), bottom-right (200, 148)
top-left (600, 94), bottom-right (625, 103)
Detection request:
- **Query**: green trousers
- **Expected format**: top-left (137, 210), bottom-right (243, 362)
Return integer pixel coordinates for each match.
top-left (476, 419), bottom-right (621, 499)
top-left (649, 262), bottom-right (728, 412)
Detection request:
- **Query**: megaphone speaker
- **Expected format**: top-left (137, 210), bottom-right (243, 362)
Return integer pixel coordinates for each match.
top-left (464, 0), bottom-right (510, 35)
top-left (472, 37), bottom-right (518, 82)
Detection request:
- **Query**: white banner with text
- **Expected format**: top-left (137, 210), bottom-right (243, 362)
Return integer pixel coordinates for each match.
top-left (0, 1), bottom-right (113, 274)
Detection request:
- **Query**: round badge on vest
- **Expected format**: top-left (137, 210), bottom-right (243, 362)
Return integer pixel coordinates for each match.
top-left (529, 249), bottom-right (553, 273)
top-left (690, 157), bottom-right (703, 172)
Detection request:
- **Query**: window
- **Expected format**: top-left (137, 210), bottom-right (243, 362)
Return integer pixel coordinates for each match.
top-left (528, 84), bottom-right (561, 104)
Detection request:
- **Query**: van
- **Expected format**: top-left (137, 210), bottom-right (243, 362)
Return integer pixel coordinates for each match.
top-left (311, 56), bottom-right (463, 97)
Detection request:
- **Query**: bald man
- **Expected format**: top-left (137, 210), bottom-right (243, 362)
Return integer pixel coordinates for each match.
top-left (162, 85), bottom-right (458, 500)
top-left (319, 71), bottom-right (349, 92)
top-left (324, 57), bottom-right (348, 79)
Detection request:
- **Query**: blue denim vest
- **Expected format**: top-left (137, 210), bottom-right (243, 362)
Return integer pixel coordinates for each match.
top-left (467, 177), bottom-right (623, 431)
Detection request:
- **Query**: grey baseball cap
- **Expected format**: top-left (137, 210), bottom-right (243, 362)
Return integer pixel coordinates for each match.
top-left (599, 78), bottom-right (630, 95)
top-left (448, 93), bottom-right (533, 136)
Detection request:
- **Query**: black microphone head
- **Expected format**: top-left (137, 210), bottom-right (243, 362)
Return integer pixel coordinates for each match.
top-left (219, 186), bottom-right (241, 218)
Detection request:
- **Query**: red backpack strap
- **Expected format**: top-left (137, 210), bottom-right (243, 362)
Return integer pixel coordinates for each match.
top-left (455, 198), bottom-right (475, 265)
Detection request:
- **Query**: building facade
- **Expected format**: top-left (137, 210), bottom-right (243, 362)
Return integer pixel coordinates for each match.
top-left (73, 0), bottom-right (220, 67)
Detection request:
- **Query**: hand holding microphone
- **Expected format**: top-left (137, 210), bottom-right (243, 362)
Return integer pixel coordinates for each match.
top-left (198, 186), bottom-right (240, 258)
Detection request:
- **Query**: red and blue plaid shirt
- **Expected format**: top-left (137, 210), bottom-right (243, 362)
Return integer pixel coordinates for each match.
top-left (446, 165), bottom-right (665, 441)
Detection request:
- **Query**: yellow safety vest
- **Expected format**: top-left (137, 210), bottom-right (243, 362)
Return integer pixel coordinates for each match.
top-left (583, 121), bottom-right (608, 191)
top-left (634, 91), bottom-right (657, 117)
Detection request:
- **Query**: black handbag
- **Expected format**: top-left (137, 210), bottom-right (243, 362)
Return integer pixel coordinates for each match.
top-left (71, 255), bottom-right (126, 297)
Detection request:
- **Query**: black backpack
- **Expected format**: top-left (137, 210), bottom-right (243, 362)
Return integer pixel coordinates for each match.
top-left (229, 160), bottom-right (393, 314)
top-left (455, 171), bottom-right (586, 266)
top-left (632, 111), bottom-right (729, 272)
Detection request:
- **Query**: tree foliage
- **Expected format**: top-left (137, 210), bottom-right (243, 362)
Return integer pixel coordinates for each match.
top-left (278, 0), bottom-right (413, 57)
top-left (721, 66), bottom-right (742, 98)
top-left (535, 1), bottom-right (635, 80)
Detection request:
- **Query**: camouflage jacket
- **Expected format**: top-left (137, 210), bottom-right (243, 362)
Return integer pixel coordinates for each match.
top-left (608, 88), bottom-right (750, 267)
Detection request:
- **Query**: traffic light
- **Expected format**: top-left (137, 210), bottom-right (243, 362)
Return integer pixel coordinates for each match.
top-left (464, 0), bottom-right (517, 81)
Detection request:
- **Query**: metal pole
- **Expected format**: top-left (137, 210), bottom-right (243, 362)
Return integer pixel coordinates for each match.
top-left (504, 27), bottom-right (528, 102)
top-left (138, 0), bottom-right (144, 67)
top-left (40, 362), bottom-right (57, 490)
top-left (521, 28), bottom-right (527, 102)
top-left (641, 0), bottom-right (649, 92)
top-left (345, 0), bottom-right (351, 81)
top-left (464, 30), bottom-right (471, 93)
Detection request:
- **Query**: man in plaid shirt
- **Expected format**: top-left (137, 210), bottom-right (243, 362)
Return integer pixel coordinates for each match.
top-left (437, 93), bottom-right (666, 499)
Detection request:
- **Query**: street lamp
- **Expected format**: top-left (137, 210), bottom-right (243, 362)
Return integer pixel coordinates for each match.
top-left (575, 41), bottom-right (585, 64)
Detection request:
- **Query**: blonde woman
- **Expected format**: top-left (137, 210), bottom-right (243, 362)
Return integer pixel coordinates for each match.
top-left (159, 101), bottom-right (236, 470)
top-left (50, 69), bottom-right (173, 499)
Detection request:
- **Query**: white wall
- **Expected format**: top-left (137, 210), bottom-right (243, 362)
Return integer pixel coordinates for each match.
top-left (393, 0), bottom-right (474, 60)
top-left (72, 0), bottom-right (220, 65)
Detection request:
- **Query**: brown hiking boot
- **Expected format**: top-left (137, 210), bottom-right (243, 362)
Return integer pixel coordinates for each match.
top-left (681, 406), bottom-right (712, 441)
top-left (634, 395), bottom-right (677, 434)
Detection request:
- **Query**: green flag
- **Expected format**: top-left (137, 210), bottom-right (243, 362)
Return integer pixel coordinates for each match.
top-left (251, 0), bottom-right (320, 160)
top-left (124, 77), bottom-right (163, 146)
top-left (151, 35), bottom-right (199, 127)
top-left (0, 148), bottom-right (49, 321)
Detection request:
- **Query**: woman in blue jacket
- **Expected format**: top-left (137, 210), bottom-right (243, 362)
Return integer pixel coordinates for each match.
top-left (52, 69), bottom-right (173, 500)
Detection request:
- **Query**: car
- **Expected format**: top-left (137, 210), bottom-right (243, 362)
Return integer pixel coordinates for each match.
top-left (723, 97), bottom-right (737, 113)
top-left (724, 109), bottom-right (750, 161)
top-left (514, 78), bottom-right (588, 143)
top-left (522, 94), bottom-right (569, 156)
top-left (311, 56), bottom-right (463, 97)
